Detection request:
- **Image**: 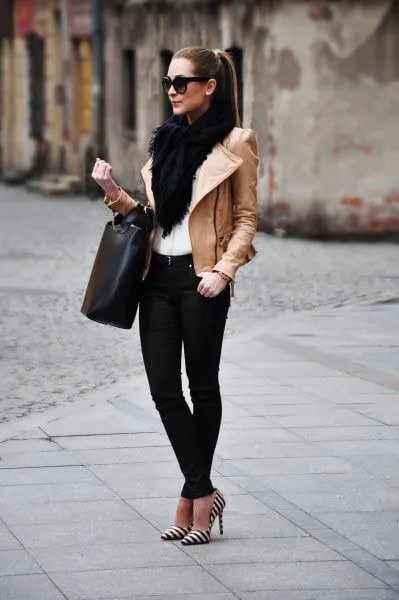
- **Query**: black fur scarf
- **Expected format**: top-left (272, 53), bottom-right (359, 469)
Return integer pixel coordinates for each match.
top-left (149, 101), bottom-right (234, 238)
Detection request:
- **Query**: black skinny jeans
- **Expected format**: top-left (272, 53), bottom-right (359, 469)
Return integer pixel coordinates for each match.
top-left (139, 253), bottom-right (230, 499)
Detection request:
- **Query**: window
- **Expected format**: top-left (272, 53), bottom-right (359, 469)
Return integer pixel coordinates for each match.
top-left (160, 49), bottom-right (173, 120)
top-left (122, 49), bottom-right (136, 130)
top-left (27, 32), bottom-right (45, 139)
top-left (226, 46), bottom-right (243, 123)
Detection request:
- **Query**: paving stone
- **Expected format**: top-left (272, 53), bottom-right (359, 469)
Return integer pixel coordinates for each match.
top-left (0, 499), bottom-right (140, 526)
top-left (0, 438), bottom-right (60, 454)
top-left (217, 513), bottom-right (308, 539)
top-left (222, 417), bottom-right (279, 430)
top-left (231, 394), bottom-right (330, 407)
top-left (312, 511), bottom-right (399, 560)
top-left (0, 465), bottom-right (97, 485)
top-left (279, 488), bottom-right (399, 513)
top-left (214, 459), bottom-right (251, 476)
top-left (89, 462), bottom-right (181, 487)
top-left (41, 404), bottom-right (155, 436)
top-left (233, 474), bottom-right (399, 512)
top-left (90, 474), bottom-right (244, 498)
top-left (184, 537), bottom-right (341, 565)
top-left (218, 428), bottom-right (300, 445)
top-left (280, 376), bottom-right (393, 397)
top-left (254, 362), bottom-right (345, 378)
top-left (347, 455), bottom-right (399, 481)
top-left (50, 565), bottom-right (227, 598)
top-left (3, 187), bottom-right (399, 600)
top-left (350, 402), bottom-right (399, 426)
top-left (124, 496), bottom-right (180, 522)
top-left (333, 393), bottom-right (398, 406)
top-left (30, 541), bottom-right (193, 571)
top-left (10, 519), bottom-right (157, 548)
top-left (346, 398), bottom-right (399, 425)
top-left (0, 574), bottom-right (66, 600)
top-left (222, 343), bottom-right (295, 364)
top-left (253, 490), bottom-right (312, 512)
top-left (221, 494), bottom-right (274, 515)
top-left (237, 590), bottom-right (399, 599)
top-left (68, 445), bottom-right (175, 465)
top-left (127, 493), bottom-right (274, 524)
top-left (0, 450), bottom-right (83, 468)
top-left (261, 407), bottom-right (382, 428)
top-left (207, 560), bottom-right (386, 591)
top-left (0, 481), bottom-right (118, 505)
top-left (286, 425), bottom-right (399, 442)
top-left (249, 472), bottom-right (399, 511)
top-left (11, 428), bottom-right (49, 440)
top-left (0, 523), bottom-right (21, 550)
top-left (233, 472), bottom-right (387, 496)
top-left (55, 432), bottom-right (168, 450)
top-left (221, 456), bottom-right (358, 476)
top-left (220, 404), bottom-right (256, 420)
top-left (0, 549), bottom-right (42, 576)
top-left (82, 590), bottom-right (237, 600)
top-left (222, 383), bottom-right (298, 397)
top-left (334, 548), bottom-right (399, 587)
top-left (316, 440), bottom-right (399, 457)
top-left (215, 441), bottom-right (330, 460)
top-left (384, 476), bottom-right (399, 487)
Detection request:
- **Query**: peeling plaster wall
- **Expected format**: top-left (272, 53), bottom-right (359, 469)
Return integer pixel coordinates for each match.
top-left (269, 0), bottom-right (399, 235)
top-left (105, 0), bottom-right (399, 235)
top-left (104, 3), bottom-right (222, 193)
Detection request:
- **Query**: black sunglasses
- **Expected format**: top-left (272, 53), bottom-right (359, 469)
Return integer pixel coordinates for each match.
top-left (161, 75), bottom-right (210, 95)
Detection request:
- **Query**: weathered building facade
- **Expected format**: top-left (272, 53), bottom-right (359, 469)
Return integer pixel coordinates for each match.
top-left (1, 1), bottom-right (398, 235)
top-left (1, 0), bottom-right (63, 175)
top-left (0, 0), bottom-right (95, 182)
top-left (104, 0), bottom-right (399, 236)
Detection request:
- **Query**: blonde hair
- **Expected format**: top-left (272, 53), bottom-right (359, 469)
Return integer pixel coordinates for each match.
top-left (173, 46), bottom-right (241, 127)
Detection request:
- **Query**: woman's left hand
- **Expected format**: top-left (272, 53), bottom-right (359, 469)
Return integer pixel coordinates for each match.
top-left (197, 272), bottom-right (228, 298)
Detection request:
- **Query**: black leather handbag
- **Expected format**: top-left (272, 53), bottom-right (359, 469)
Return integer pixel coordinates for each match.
top-left (81, 203), bottom-right (154, 329)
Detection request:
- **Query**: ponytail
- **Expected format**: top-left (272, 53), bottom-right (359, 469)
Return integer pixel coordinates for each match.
top-left (173, 46), bottom-right (241, 127)
top-left (213, 49), bottom-right (241, 127)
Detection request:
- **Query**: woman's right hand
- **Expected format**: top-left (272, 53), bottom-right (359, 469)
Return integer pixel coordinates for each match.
top-left (91, 158), bottom-right (119, 198)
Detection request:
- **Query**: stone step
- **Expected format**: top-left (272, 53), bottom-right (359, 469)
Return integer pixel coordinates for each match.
top-left (26, 174), bottom-right (81, 195)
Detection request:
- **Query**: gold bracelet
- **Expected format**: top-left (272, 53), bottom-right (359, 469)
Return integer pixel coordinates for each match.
top-left (213, 270), bottom-right (231, 283)
top-left (105, 186), bottom-right (122, 205)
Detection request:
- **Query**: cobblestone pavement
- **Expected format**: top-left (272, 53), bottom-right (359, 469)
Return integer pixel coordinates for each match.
top-left (1, 184), bottom-right (399, 423)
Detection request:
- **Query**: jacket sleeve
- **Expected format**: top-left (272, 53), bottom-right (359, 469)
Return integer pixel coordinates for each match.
top-left (213, 129), bottom-right (258, 281)
top-left (103, 187), bottom-right (137, 216)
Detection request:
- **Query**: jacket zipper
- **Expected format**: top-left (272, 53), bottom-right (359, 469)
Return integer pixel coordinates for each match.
top-left (213, 186), bottom-right (220, 264)
top-left (214, 183), bottom-right (235, 299)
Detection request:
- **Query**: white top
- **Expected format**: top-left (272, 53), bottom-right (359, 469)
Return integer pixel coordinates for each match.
top-left (152, 170), bottom-right (199, 256)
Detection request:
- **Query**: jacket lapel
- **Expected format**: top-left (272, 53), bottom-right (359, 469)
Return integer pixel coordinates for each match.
top-left (140, 138), bottom-right (242, 213)
top-left (190, 142), bottom-right (242, 212)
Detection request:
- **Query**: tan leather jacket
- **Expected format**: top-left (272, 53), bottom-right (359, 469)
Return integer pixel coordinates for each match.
top-left (105, 127), bottom-right (258, 283)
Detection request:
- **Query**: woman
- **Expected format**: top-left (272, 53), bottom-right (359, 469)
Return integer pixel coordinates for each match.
top-left (92, 46), bottom-right (258, 545)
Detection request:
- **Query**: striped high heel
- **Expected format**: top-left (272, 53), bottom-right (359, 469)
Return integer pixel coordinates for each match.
top-left (161, 524), bottom-right (192, 541)
top-left (181, 489), bottom-right (226, 545)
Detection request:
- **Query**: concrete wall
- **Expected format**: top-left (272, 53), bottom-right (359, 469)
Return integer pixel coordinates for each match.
top-left (1, 0), bottom-right (65, 174)
top-left (104, 3), bottom-right (221, 195)
top-left (268, 1), bottom-right (399, 236)
top-left (34, 0), bottom-right (64, 172)
top-left (1, 35), bottom-right (32, 172)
